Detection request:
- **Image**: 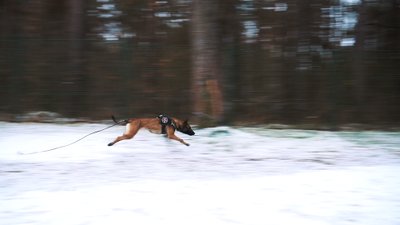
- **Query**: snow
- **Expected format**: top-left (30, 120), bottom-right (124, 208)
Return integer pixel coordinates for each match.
top-left (1, 122), bottom-right (400, 225)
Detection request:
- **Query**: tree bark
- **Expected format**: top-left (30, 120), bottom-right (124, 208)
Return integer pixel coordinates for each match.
top-left (191, 0), bottom-right (224, 125)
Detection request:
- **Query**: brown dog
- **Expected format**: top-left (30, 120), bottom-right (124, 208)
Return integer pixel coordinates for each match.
top-left (108, 115), bottom-right (195, 146)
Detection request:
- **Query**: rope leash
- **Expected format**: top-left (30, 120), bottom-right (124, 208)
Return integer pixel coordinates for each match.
top-left (18, 121), bottom-right (123, 155)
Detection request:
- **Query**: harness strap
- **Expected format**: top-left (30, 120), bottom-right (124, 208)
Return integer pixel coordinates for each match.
top-left (157, 115), bottom-right (176, 134)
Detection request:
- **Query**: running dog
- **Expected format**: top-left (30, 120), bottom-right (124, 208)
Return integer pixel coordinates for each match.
top-left (108, 115), bottom-right (195, 146)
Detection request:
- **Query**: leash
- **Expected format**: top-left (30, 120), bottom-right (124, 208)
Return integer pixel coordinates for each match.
top-left (18, 120), bottom-right (125, 155)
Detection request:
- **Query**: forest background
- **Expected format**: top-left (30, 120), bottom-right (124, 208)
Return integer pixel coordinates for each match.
top-left (1, 0), bottom-right (399, 129)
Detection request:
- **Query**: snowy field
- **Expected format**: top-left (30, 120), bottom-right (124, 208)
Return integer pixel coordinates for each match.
top-left (1, 122), bottom-right (400, 225)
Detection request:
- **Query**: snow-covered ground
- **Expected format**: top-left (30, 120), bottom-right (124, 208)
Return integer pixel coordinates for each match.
top-left (1, 122), bottom-right (400, 225)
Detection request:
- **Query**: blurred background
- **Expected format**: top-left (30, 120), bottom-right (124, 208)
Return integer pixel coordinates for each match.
top-left (0, 0), bottom-right (399, 128)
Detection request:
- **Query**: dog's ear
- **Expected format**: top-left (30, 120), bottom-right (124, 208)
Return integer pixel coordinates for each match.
top-left (184, 119), bottom-right (188, 124)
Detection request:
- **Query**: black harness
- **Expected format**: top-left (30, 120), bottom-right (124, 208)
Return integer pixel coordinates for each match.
top-left (157, 115), bottom-right (176, 134)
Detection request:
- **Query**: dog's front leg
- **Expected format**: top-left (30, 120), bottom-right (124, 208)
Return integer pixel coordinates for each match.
top-left (166, 128), bottom-right (189, 146)
top-left (168, 134), bottom-right (190, 146)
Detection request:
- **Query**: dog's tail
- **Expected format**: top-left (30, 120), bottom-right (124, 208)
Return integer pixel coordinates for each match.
top-left (111, 115), bottom-right (129, 125)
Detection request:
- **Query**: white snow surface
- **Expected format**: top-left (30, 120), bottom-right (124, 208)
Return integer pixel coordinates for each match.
top-left (1, 122), bottom-right (400, 225)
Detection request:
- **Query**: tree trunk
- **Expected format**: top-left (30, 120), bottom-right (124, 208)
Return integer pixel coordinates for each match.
top-left (191, 0), bottom-right (224, 126)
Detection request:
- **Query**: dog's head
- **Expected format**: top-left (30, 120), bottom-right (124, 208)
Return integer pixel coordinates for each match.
top-left (177, 119), bottom-right (195, 136)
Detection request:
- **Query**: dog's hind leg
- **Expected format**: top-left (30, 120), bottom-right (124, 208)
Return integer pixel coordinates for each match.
top-left (108, 121), bottom-right (140, 146)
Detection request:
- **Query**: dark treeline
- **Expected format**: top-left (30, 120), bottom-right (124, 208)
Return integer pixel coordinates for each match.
top-left (0, 0), bottom-right (399, 128)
